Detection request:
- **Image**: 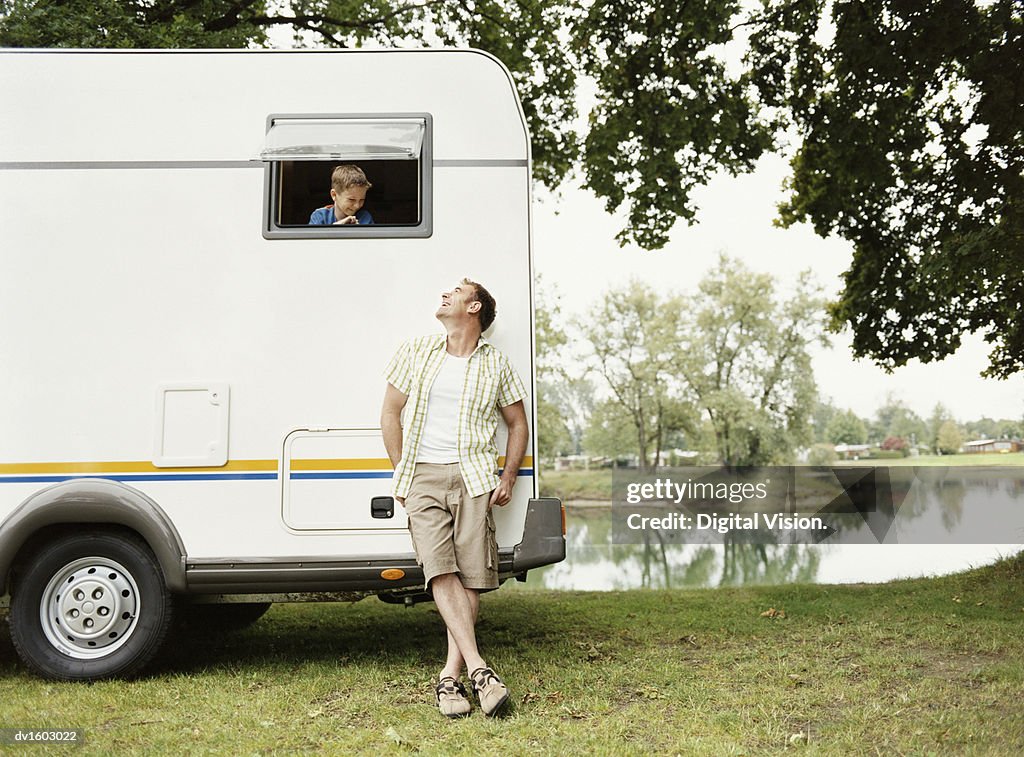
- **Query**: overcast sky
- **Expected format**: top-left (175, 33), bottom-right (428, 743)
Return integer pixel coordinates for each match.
top-left (532, 151), bottom-right (1024, 424)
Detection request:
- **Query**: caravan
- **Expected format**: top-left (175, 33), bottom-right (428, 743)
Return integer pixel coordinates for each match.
top-left (0, 49), bottom-right (564, 680)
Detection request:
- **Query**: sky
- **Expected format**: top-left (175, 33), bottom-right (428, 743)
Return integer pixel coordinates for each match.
top-left (532, 150), bottom-right (1024, 424)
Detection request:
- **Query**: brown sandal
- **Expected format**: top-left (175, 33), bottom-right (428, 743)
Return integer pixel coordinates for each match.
top-left (470, 666), bottom-right (510, 717)
top-left (435, 676), bottom-right (471, 718)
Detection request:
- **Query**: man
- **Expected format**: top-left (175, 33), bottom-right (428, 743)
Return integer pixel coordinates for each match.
top-left (380, 278), bottom-right (528, 719)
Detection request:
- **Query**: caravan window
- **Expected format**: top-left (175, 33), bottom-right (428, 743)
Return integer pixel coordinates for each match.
top-left (262, 115), bottom-right (432, 239)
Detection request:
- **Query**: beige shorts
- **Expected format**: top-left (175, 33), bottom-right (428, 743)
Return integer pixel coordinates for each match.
top-left (404, 462), bottom-right (498, 591)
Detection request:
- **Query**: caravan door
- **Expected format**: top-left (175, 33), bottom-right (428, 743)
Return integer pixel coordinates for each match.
top-left (282, 428), bottom-right (407, 531)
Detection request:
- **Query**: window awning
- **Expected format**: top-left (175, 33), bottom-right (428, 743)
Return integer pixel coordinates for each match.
top-left (260, 117), bottom-right (425, 161)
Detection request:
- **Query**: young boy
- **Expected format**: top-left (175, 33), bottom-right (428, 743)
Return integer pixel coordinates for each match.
top-left (309, 164), bottom-right (374, 225)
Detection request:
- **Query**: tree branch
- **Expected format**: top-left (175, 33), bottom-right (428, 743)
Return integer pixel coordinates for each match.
top-left (246, 0), bottom-right (451, 35)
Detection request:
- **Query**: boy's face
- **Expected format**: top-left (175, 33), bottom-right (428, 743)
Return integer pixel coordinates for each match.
top-left (331, 185), bottom-right (368, 219)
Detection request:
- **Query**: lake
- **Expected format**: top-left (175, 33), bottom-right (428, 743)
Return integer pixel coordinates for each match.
top-left (523, 467), bottom-right (1024, 589)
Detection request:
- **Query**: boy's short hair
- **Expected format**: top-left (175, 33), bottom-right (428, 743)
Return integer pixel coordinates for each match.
top-left (331, 164), bottom-right (372, 194)
top-left (462, 277), bottom-right (496, 332)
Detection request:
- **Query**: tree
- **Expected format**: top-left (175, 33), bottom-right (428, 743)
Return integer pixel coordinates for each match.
top-left (748, 0), bottom-right (1024, 378)
top-left (534, 275), bottom-right (568, 377)
top-left (811, 397), bottom-right (839, 444)
top-left (546, 375), bottom-right (596, 455)
top-left (0, 0), bottom-right (266, 47)
top-left (577, 0), bottom-right (1023, 377)
top-left (936, 420), bottom-right (965, 454)
top-left (578, 281), bottom-right (695, 472)
top-left (869, 395), bottom-right (927, 446)
top-left (573, 0), bottom-right (775, 249)
top-left (677, 256), bottom-right (826, 466)
top-left (928, 402), bottom-right (956, 453)
top-left (880, 436), bottom-right (907, 452)
top-left (581, 399), bottom-right (638, 461)
top-left (807, 443), bottom-right (837, 466)
top-left (534, 278), bottom-right (577, 462)
top-left (964, 416), bottom-right (1024, 440)
top-left (995, 418), bottom-right (1024, 439)
top-left (535, 277), bottom-right (594, 457)
top-left (536, 394), bottom-right (572, 461)
top-left (825, 409), bottom-right (867, 445)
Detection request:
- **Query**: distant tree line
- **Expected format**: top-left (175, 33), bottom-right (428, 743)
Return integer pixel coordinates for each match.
top-left (810, 395), bottom-right (1023, 458)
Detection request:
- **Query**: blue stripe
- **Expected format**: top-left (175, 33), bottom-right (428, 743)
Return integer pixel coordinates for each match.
top-left (290, 469), bottom-right (534, 480)
top-left (0, 473), bottom-right (278, 484)
top-left (290, 471), bottom-right (393, 480)
top-left (0, 469), bottom-right (533, 484)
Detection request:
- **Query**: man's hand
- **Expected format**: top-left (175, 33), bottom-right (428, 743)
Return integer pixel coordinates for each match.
top-left (489, 473), bottom-right (516, 507)
top-left (333, 216), bottom-right (359, 225)
top-left (395, 495), bottom-right (406, 508)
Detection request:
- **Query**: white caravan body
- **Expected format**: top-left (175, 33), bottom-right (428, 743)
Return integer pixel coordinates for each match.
top-left (0, 49), bottom-right (564, 679)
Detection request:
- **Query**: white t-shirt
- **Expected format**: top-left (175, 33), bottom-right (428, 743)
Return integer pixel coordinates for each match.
top-left (415, 353), bottom-right (469, 463)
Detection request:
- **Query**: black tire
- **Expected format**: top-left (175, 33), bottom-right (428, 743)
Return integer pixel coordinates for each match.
top-left (9, 531), bottom-right (173, 681)
top-left (177, 601), bottom-right (272, 633)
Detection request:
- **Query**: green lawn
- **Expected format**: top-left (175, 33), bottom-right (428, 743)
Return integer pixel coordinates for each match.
top-left (1, 553), bottom-right (1022, 754)
top-left (538, 469), bottom-right (613, 502)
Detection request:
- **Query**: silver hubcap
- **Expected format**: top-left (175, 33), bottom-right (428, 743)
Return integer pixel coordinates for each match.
top-left (39, 557), bottom-right (140, 659)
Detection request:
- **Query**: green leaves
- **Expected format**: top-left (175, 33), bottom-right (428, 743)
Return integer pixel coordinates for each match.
top-left (576, 0), bottom-right (776, 249)
top-left (0, 1), bottom-right (270, 48)
top-left (754, 0), bottom-right (1024, 377)
top-left (681, 257), bottom-right (825, 465)
top-left (578, 257), bottom-right (825, 468)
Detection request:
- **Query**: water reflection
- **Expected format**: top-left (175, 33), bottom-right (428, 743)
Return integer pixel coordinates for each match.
top-left (527, 509), bottom-right (827, 590)
top-left (888, 467), bottom-right (1024, 543)
top-left (610, 466), bottom-right (1024, 546)
top-left (525, 473), bottom-right (1024, 590)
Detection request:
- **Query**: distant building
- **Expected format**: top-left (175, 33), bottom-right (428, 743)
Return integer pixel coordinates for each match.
top-left (554, 454), bottom-right (590, 471)
top-left (656, 449), bottom-right (699, 467)
top-left (963, 439), bottom-right (1022, 454)
top-left (834, 443), bottom-right (871, 460)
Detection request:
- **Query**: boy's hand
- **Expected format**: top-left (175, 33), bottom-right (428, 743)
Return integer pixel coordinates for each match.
top-left (333, 216), bottom-right (359, 225)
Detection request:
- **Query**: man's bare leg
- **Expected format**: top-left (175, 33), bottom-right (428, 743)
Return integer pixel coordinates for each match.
top-left (431, 573), bottom-right (485, 675)
top-left (440, 585), bottom-right (479, 680)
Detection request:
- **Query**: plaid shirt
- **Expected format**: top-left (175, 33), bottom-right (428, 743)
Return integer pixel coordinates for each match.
top-left (384, 333), bottom-right (528, 498)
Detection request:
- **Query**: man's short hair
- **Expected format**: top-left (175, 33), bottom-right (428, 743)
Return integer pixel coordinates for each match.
top-left (331, 164), bottom-right (372, 194)
top-left (462, 277), bottom-right (496, 332)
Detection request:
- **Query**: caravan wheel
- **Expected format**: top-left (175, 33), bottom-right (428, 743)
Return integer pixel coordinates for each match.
top-left (9, 531), bottom-right (173, 681)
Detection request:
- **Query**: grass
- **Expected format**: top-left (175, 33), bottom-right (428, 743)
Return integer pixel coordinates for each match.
top-left (538, 469), bottom-right (612, 502)
top-left (1, 553), bottom-right (1022, 754)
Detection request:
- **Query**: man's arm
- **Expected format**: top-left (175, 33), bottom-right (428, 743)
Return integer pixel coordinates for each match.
top-left (381, 382), bottom-right (409, 502)
top-left (490, 400), bottom-right (528, 507)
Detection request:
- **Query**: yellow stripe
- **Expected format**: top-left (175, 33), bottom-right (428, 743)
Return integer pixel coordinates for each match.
top-left (290, 458), bottom-right (393, 471)
top-left (0, 460), bottom-right (278, 474)
top-left (0, 456), bottom-right (532, 475)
